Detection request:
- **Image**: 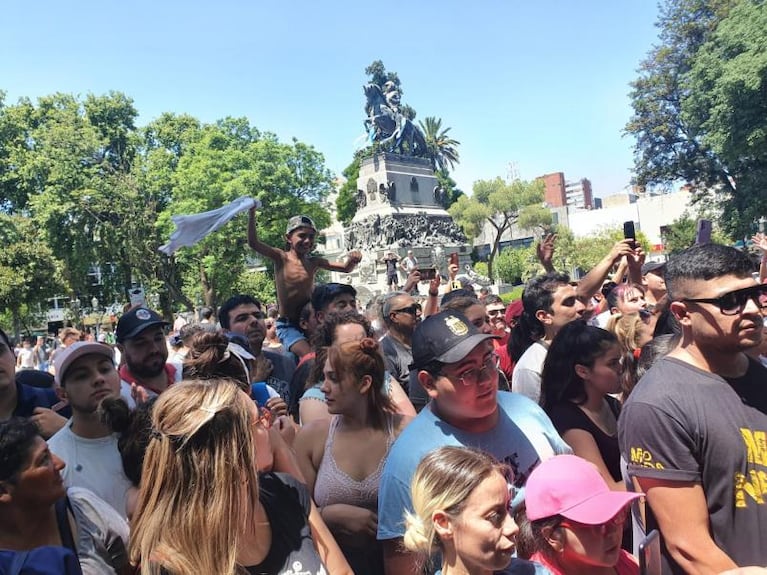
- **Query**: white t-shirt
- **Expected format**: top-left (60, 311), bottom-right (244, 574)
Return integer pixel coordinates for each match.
top-left (48, 424), bottom-right (132, 518)
top-left (511, 341), bottom-right (549, 404)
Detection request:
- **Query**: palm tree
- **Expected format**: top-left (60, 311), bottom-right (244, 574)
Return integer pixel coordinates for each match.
top-left (418, 116), bottom-right (460, 174)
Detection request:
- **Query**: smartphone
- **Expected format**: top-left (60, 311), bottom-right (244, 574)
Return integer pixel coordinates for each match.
top-left (638, 529), bottom-right (661, 575)
top-left (449, 253), bottom-right (459, 267)
top-left (417, 268), bottom-right (437, 281)
top-left (696, 219), bottom-right (712, 245)
top-left (623, 221), bottom-right (637, 249)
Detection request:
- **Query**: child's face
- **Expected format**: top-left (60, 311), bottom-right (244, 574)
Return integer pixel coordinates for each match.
top-left (287, 227), bottom-right (316, 254)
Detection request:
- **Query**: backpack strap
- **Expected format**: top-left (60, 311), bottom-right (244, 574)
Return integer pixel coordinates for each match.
top-left (55, 497), bottom-right (78, 557)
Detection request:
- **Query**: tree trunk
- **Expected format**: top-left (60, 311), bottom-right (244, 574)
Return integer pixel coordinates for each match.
top-left (200, 265), bottom-right (215, 309)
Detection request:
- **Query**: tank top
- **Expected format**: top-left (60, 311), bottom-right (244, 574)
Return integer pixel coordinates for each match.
top-left (313, 415), bottom-right (395, 509)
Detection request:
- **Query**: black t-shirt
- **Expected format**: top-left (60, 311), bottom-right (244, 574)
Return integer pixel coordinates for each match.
top-left (246, 472), bottom-right (327, 575)
top-left (547, 396), bottom-right (622, 482)
top-left (619, 356), bottom-right (767, 574)
top-left (384, 257), bottom-right (398, 276)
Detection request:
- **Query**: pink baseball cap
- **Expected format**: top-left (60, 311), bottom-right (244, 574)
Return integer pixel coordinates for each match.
top-left (54, 342), bottom-right (115, 387)
top-left (525, 455), bottom-right (643, 524)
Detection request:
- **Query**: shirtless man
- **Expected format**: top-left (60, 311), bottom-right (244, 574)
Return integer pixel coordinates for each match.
top-left (248, 210), bottom-right (362, 358)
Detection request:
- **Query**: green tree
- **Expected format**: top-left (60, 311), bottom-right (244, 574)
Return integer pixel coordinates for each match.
top-left (335, 156), bottom-right (361, 225)
top-left (164, 122), bottom-right (333, 308)
top-left (624, 0), bottom-right (767, 237)
top-left (494, 245), bottom-right (537, 285)
top-left (419, 116), bottom-right (460, 174)
top-left (449, 178), bottom-right (550, 280)
top-left (0, 214), bottom-right (65, 337)
top-left (233, 268), bottom-right (277, 305)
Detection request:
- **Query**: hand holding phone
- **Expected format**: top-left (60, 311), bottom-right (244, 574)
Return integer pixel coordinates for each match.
top-left (623, 221), bottom-right (637, 250)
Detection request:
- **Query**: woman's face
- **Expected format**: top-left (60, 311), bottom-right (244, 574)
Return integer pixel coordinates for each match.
top-left (464, 304), bottom-right (492, 334)
top-left (617, 288), bottom-right (646, 315)
top-left (448, 471), bottom-right (518, 573)
top-left (320, 357), bottom-right (360, 415)
top-left (580, 343), bottom-right (623, 396)
top-left (558, 507), bottom-right (628, 569)
top-left (9, 436), bottom-right (66, 507)
top-left (333, 322), bottom-right (366, 345)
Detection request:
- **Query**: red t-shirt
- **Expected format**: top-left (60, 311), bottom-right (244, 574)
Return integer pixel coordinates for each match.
top-left (529, 549), bottom-right (639, 575)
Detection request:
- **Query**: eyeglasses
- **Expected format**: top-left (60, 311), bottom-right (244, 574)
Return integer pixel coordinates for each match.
top-left (559, 507), bottom-right (628, 533)
top-left (682, 283), bottom-right (767, 316)
top-left (440, 352), bottom-right (498, 386)
top-left (393, 303), bottom-right (422, 316)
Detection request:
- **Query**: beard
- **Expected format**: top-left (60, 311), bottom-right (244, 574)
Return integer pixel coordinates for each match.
top-left (126, 355), bottom-right (166, 378)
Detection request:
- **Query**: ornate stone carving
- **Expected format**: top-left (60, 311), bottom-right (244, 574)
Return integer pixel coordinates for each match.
top-left (345, 214), bottom-right (467, 251)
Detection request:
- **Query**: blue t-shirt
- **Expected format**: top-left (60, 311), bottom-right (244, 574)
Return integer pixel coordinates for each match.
top-left (377, 391), bottom-right (570, 540)
top-left (13, 381), bottom-right (70, 418)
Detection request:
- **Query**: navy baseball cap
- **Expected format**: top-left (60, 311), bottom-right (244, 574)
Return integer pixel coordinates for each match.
top-left (411, 310), bottom-right (498, 370)
top-left (115, 307), bottom-right (169, 343)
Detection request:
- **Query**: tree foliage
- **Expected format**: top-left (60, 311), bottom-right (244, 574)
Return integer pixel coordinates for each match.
top-left (0, 91), bottom-right (333, 327)
top-left (419, 116), bottom-right (460, 174)
top-left (449, 178), bottom-right (550, 279)
top-left (625, 0), bottom-right (766, 237)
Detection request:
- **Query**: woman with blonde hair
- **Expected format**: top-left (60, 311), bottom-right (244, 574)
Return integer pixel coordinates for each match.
top-left (294, 337), bottom-right (411, 574)
top-left (605, 313), bottom-right (652, 400)
top-left (402, 446), bottom-right (525, 575)
top-left (130, 378), bottom-right (351, 575)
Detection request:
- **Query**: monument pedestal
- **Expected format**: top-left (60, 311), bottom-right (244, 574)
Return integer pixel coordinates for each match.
top-left (338, 153), bottom-right (470, 294)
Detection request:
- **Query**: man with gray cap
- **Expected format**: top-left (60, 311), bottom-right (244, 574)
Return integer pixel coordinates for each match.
top-left (642, 260), bottom-right (667, 309)
top-left (47, 341), bottom-right (132, 517)
top-left (115, 306), bottom-right (179, 407)
top-left (248, 208), bottom-right (362, 358)
top-left (377, 310), bottom-right (569, 574)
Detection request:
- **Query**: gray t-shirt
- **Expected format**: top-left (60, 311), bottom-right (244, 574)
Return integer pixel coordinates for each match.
top-left (619, 356), bottom-right (767, 574)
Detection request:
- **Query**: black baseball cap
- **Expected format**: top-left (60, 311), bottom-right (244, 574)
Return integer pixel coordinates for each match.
top-left (411, 310), bottom-right (498, 371)
top-left (641, 261), bottom-right (666, 275)
top-left (115, 307), bottom-right (169, 343)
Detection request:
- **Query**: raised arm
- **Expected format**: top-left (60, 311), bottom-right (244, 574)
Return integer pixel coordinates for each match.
top-left (316, 250), bottom-right (363, 274)
top-left (752, 234), bottom-right (767, 283)
top-left (536, 233), bottom-right (557, 273)
top-left (576, 239), bottom-right (635, 301)
top-left (636, 477), bottom-right (738, 575)
top-left (247, 207), bottom-right (284, 262)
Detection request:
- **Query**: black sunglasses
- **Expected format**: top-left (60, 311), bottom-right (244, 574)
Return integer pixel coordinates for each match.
top-left (392, 303), bottom-right (422, 316)
top-left (682, 283), bottom-right (767, 316)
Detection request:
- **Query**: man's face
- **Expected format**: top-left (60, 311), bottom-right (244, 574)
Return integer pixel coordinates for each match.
top-left (227, 304), bottom-right (266, 352)
top-left (120, 325), bottom-right (168, 378)
top-left (327, 293), bottom-right (357, 315)
top-left (464, 304), bottom-right (493, 335)
top-left (485, 303), bottom-right (507, 333)
top-left (644, 271), bottom-right (667, 297)
top-left (388, 295), bottom-right (421, 334)
top-left (539, 284), bottom-right (585, 335)
top-left (421, 341), bottom-right (498, 423)
top-left (0, 337), bottom-right (15, 392)
top-left (671, 275), bottom-right (764, 354)
top-left (286, 227), bottom-right (316, 256)
top-left (61, 353), bottom-right (121, 414)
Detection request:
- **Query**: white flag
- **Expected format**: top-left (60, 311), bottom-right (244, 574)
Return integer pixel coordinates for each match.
top-left (159, 196), bottom-right (262, 255)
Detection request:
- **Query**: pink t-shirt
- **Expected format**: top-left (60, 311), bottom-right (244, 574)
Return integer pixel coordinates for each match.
top-left (529, 549), bottom-right (639, 575)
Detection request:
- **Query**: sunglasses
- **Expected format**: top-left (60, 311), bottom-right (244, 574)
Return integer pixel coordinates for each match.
top-left (392, 303), bottom-right (422, 316)
top-left (682, 283), bottom-right (767, 316)
top-left (486, 308), bottom-right (505, 316)
top-left (558, 507), bottom-right (629, 532)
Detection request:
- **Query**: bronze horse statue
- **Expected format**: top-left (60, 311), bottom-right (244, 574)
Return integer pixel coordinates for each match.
top-left (364, 83), bottom-right (427, 157)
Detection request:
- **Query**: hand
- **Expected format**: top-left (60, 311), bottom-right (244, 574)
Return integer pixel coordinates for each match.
top-left (536, 233), bottom-right (557, 266)
top-left (752, 233), bottom-right (767, 255)
top-left (265, 396), bottom-right (288, 418)
top-left (347, 250), bottom-right (363, 263)
top-left (403, 269), bottom-right (421, 293)
top-left (321, 504), bottom-right (378, 539)
top-left (609, 239), bottom-right (636, 263)
top-left (447, 263), bottom-right (459, 280)
top-left (428, 274), bottom-right (440, 296)
top-left (31, 407), bottom-right (67, 439)
top-left (720, 569), bottom-right (767, 575)
top-left (273, 415), bottom-right (297, 446)
top-left (131, 383), bottom-right (151, 405)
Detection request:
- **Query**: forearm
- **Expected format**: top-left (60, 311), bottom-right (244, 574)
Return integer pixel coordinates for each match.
top-left (760, 254), bottom-right (767, 283)
top-left (578, 253), bottom-right (618, 300)
top-left (665, 536), bottom-right (737, 575)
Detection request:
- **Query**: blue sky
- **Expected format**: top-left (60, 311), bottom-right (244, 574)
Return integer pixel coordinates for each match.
top-left (2, 1), bottom-right (660, 199)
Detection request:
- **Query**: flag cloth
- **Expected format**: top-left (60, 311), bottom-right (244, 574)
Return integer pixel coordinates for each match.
top-left (159, 196), bottom-right (261, 255)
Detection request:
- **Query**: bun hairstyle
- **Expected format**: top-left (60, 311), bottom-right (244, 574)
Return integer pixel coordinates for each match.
top-left (326, 337), bottom-right (395, 429)
top-left (100, 395), bottom-right (155, 487)
top-left (183, 331), bottom-right (249, 390)
top-left (404, 446), bottom-right (511, 558)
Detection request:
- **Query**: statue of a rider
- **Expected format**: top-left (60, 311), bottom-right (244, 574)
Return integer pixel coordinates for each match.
top-left (364, 81), bottom-right (427, 157)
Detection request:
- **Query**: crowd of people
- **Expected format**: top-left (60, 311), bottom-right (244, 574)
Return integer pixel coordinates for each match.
top-left (1, 211), bottom-right (767, 575)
